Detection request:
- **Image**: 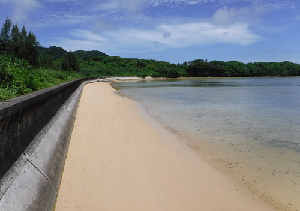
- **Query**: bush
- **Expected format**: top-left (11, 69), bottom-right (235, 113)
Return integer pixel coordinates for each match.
top-left (0, 55), bottom-right (83, 102)
top-left (0, 87), bottom-right (18, 101)
top-left (25, 75), bottom-right (39, 91)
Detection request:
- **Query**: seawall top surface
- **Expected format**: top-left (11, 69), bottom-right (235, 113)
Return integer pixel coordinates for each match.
top-left (0, 78), bottom-right (98, 121)
top-left (0, 80), bottom-right (78, 121)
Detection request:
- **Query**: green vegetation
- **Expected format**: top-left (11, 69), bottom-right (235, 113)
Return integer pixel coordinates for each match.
top-left (187, 59), bottom-right (300, 77)
top-left (61, 52), bottom-right (80, 72)
top-left (1, 17), bottom-right (300, 102)
top-left (38, 45), bottom-right (188, 78)
top-left (0, 54), bottom-right (82, 101)
top-left (79, 56), bottom-right (187, 78)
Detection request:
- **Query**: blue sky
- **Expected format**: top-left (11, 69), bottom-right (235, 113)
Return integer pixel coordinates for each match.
top-left (0, 0), bottom-right (300, 64)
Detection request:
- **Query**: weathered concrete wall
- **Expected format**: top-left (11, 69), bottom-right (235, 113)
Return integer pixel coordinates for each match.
top-left (0, 78), bottom-right (99, 210)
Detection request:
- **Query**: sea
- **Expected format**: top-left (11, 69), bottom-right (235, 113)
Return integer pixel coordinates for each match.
top-left (111, 77), bottom-right (300, 211)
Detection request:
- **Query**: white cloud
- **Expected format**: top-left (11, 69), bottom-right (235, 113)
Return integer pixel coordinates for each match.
top-left (92, 0), bottom-right (213, 13)
top-left (163, 31), bottom-right (171, 38)
top-left (211, 0), bottom-right (297, 26)
top-left (70, 29), bottom-right (107, 42)
top-left (37, 12), bottom-right (95, 27)
top-left (92, 0), bottom-right (150, 13)
top-left (130, 22), bottom-right (261, 47)
top-left (150, 0), bottom-right (207, 6)
top-left (93, 20), bottom-right (117, 32)
top-left (211, 2), bottom-right (266, 26)
top-left (51, 21), bottom-right (261, 54)
top-left (51, 38), bottom-right (108, 52)
top-left (265, 0), bottom-right (297, 10)
top-left (0, 0), bottom-right (40, 21)
top-left (43, 0), bottom-right (78, 2)
top-left (187, 1), bottom-right (200, 5)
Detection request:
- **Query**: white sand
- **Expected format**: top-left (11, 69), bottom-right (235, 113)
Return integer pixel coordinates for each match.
top-left (55, 82), bottom-right (274, 211)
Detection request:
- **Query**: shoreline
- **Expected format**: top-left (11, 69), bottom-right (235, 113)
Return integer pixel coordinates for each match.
top-left (55, 82), bottom-right (274, 211)
top-left (110, 78), bottom-right (300, 211)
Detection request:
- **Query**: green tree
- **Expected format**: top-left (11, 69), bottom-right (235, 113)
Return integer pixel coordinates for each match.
top-left (0, 18), bottom-right (12, 54)
top-left (25, 31), bottom-right (39, 66)
top-left (10, 24), bottom-right (21, 57)
top-left (0, 18), bottom-right (39, 66)
top-left (61, 51), bottom-right (80, 72)
top-left (246, 62), bottom-right (258, 76)
top-left (39, 54), bottom-right (55, 68)
top-left (19, 26), bottom-right (28, 58)
top-left (187, 59), bottom-right (209, 76)
top-left (49, 46), bottom-right (67, 59)
top-left (208, 60), bottom-right (224, 76)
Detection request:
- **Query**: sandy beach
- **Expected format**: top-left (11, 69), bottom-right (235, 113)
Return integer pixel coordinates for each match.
top-left (55, 82), bottom-right (274, 211)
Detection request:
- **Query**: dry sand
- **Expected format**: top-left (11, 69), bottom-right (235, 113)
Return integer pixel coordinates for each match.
top-left (55, 82), bottom-right (274, 211)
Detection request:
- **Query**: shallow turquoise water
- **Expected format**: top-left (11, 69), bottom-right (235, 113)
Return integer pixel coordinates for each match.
top-left (112, 77), bottom-right (300, 152)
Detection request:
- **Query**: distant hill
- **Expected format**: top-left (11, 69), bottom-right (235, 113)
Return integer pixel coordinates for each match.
top-left (38, 46), bottom-right (67, 60)
top-left (38, 46), bottom-right (108, 60)
top-left (74, 50), bottom-right (108, 61)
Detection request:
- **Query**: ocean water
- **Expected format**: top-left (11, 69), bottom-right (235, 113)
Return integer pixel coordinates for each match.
top-left (111, 77), bottom-right (300, 211)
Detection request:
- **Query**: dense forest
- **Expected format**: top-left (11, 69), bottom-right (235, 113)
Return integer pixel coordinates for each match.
top-left (187, 59), bottom-right (300, 77)
top-left (1, 17), bottom-right (300, 101)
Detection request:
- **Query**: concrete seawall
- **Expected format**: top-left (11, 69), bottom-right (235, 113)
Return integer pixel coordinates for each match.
top-left (0, 78), bottom-right (98, 210)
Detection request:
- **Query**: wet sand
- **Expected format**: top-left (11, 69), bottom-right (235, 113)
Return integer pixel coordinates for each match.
top-left (55, 82), bottom-right (274, 211)
top-left (178, 132), bottom-right (300, 211)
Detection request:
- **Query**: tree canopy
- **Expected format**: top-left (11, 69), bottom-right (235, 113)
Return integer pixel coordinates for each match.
top-left (61, 51), bottom-right (80, 72)
top-left (0, 18), bottom-right (39, 65)
top-left (186, 60), bottom-right (300, 77)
